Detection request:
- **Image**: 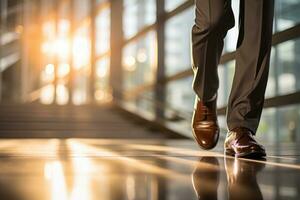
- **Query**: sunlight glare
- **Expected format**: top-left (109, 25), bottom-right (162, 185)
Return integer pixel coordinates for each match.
top-left (123, 56), bottom-right (136, 72)
top-left (57, 63), bottom-right (70, 78)
top-left (56, 84), bottom-right (69, 105)
top-left (72, 89), bottom-right (87, 105)
top-left (40, 84), bottom-right (55, 104)
top-left (137, 48), bottom-right (147, 63)
top-left (44, 161), bottom-right (68, 200)
top-left (73, 36), bottom-right (90, 70)
top-left (55, 38), bottom-right (70, 60)
top-left (45, 64), bottom-right (55, 75)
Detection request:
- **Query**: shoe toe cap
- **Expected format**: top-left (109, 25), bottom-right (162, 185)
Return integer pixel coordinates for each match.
top-left (192, 126), bottom-right (219, 150)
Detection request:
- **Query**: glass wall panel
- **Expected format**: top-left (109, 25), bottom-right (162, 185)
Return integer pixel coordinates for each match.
top-left (72, 0), bottom-right (91, 105)
top-left (217, 61), bottom-right (235, 107)
top-left (122, 31), bottom-right (157, 91)
top-left (96, 7), bottom-right (110, 56)
top-left (118, 0), bottom-right (300, 140)
top-left (95, 56), bottom-right (112, 102)
top-left (55, 1), bottom-right (72, 105)
top-left (39, 0), bottom-right (73, 105)
top-left (166, 77), bottom-right (194, 113)
top-left (38, 0), bottom-right (93, 105)
top-left (96, 0), bottom-right (108, 4)
top-left (264, 38), bottom-right (300, 99)
top-left (95, 3), bottom-right (111, 103)
top-left (165, 7), bottom-right (194, 77)
top-left (218, 104), bottom-right (300, 145)
top-left (275, 38), bottom-right (300, 96)
top-left (223, 0), bottom-right (300, 53)
top-left (123, 0), bottom-right (156, 39)
top-left (217, 37), bottom-right (300, 106)
top-left (39, 0), bottom-right (56, 104)
top-left (135, 90), bottom-right (156, 120)
top-left (274, 0), bottom-right (300, 32)
top-left (258, 104), bottom-right (300, 144)
top-left (265, 47), bottom-right (277, 98)
top-left (224, 0), bottom-right (239, 53)
top-left (122, 89), bottom-right (156, 120)
top-left (40, 20), bottom-right (56, 104)
top-left (165, 0), bottom-right (187, 12)
top-left (73, 0), bottom-right (90, 22)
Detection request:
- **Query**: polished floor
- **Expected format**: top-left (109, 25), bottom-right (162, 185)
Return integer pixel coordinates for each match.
top-left (0, 139), bottom-right (299, 200)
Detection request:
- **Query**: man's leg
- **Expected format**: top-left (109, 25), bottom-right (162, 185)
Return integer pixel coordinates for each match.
top-left (191, 0), bottom-right (234, 150)
top-left (224, 0), bottom-right (274, 158)
top-left (226, 0), bottom-right (274, 134)
top-left (192, 0), bottom-right (234, 101)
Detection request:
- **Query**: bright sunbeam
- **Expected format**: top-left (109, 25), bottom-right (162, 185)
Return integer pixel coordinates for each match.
top-left (56, 84), bottom-right (69, 105)
top-left (57, 63), bottom-right (70, 78)
top-left (40, 84), bottom-right (55, 104)
top-left (72, 36), bottom-right (90, 70)
top-left (44, 161), bottom-right (68, 200)
top-left (55, 38), bottom-right (70, 60)
top-left (69, 158), bottom-right (93, 200)
top-left (69, 141), bottom-right (109, 200)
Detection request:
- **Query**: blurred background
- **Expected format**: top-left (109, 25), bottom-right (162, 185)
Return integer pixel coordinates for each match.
top-left (0, 0), bottom-right (300, 142)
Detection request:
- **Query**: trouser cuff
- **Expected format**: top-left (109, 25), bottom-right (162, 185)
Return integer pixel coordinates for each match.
top-left (227, 120), bottom-right (259, 135)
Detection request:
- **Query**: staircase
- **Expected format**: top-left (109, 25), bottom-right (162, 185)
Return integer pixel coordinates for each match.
top-left (0, 103), bottom-right (170, 138)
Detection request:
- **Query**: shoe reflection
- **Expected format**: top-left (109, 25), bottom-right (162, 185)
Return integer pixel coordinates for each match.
top-left (192, 157), bottom-right (220, 200)
top-left (225, 157), bottom-right (265, 200)
top-left (192, 157), bottom-right (265, 200)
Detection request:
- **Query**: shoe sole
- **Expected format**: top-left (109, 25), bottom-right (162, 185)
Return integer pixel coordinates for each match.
top-left (225, 149), bottom-right (266, 159)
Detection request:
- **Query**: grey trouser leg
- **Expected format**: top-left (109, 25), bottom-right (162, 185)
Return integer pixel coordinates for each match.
top-left (226, 0), bottom-right (274, 134)
top-left (192, 0), bottom-right (234, 102)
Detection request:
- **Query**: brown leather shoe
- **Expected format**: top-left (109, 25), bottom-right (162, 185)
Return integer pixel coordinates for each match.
top-left (192, 97), bottom-right (219, 150)
top-left (224, 127), bottom-right (266, 158)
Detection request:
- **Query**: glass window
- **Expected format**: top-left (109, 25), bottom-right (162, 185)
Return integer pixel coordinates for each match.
top-left (165, 77), bottom-right (194, 137)
top-left (165, 0), bottom-right (187, 12)
top-left (122, 89), bottom-right (156, 120)
top-left (73, 0), bottom-right (90, 22)
top-left (166, 77), bottom-right (194, 113)
top-left (218, 104), bottom-right (300, 145)
top-left (224, 0), bottom-right (239, 53)
top-left (122, 31), bottom-right (157, 91)
top-left (218, 61), bottom-right (235, 108)
top-left (95, 56), bottom-right (112, 102)
top-left (274, 0), bottom-right (300, 32)
top-left (218, 38), bottom-right (300, 105)
top-left (96, 0), bottom-right (108, 5)
top-left (165, 7), bottom-right (194, 77)
top-left (265, 47), bottom-right (277, 98)
top-left (40, 0), bottom-right (73, 105)
top-left (135, 90), bottom-right (156, 120)
top-left (96, 7), bottom-right (110, 56)
top-left (72, 26), bottom-right (91, 105)
top-left (224, 0), bottom-right (300, 52)
top-left (274, 38), bottom-right (300, 96)
top-left (265, 41), bottom-right (299, 99)
top-left (257, 104), bottom-right (300, 144)
top-left (123, 0), bottom-right (156, 39)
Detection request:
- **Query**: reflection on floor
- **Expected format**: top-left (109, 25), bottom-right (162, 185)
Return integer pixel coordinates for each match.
top-left (0, 139), bottom-right (299, 200)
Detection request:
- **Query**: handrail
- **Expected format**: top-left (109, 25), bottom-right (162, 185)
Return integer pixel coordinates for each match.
top-left (115, 88), bottom-right (192, 122)
top-left (217, 91), bottom-right (300, 115)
